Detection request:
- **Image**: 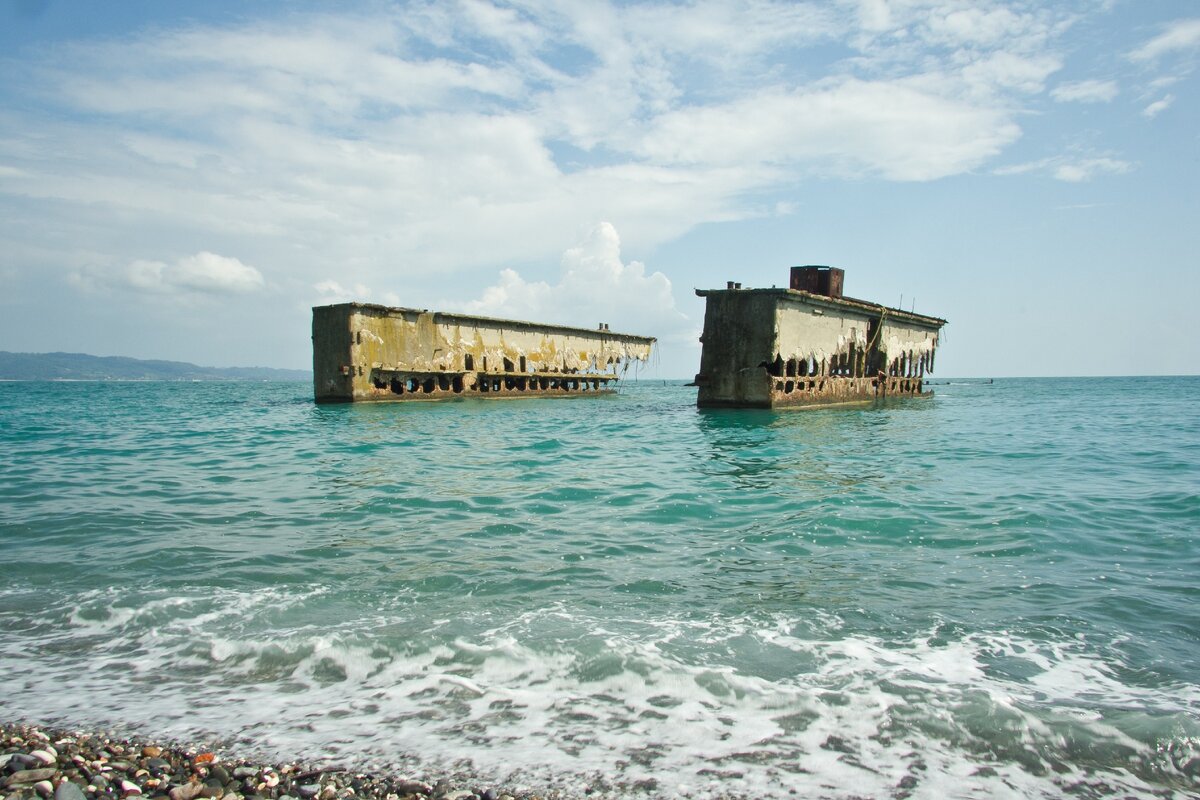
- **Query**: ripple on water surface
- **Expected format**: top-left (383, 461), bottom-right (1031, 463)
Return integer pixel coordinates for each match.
top-left (0, 378), bottom-right (1197, 798)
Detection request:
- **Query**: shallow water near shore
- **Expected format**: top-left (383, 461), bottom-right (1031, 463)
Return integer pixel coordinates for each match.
top-left (1, 377), bottom-right (1197, 798)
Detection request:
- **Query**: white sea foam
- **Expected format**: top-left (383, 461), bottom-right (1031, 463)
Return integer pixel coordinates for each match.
top-left (2, 586), bottom-right (1197, 798)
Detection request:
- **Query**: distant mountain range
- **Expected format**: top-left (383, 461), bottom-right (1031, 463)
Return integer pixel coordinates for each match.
top-left (0, 351), bottom-right (311, 382)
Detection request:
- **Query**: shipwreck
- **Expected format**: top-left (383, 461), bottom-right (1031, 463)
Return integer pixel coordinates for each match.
top-left (694, 266), bottom-right (947, 409)
top-left (312, 303), bottom-right (655, 403)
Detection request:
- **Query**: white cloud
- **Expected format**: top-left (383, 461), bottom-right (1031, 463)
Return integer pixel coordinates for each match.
top-left (924, 5), bottom-right (1045, 49)
top-left (1053, 157), bottom-right (1131, 182)
top-left (637, 78), bottom-right (1021, 181)
top-left (313, 280), bottom-right (400, 307)
top-left (0, 0), bottom-right (1093, 367)
top-left (1050, 79), bottom-right (1119, 103)
top-left (995, 155), bottom-right (1132, 182)
top-left (1129, 18), bottom-right (1200, 62)
top-left (127, 252), bottom-right (264, 294)
top-left (959, 51), bottom-right (1062, 96)
top-left (457, 222), bottom-right (687, 340)
top-left (1142, 95), bottom-right (1174, 119)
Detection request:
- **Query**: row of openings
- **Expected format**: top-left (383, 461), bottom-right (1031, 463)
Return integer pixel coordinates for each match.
top-left (463, 354), bottom-right (620, 373)
top-left (764, 345), bottom-right (935, 380)
top-left (772, 377), bottom-right (924, 396)
top-left (371, 373), bottom-right (606, 396)
top-left (887, 350), bottom-right (932, 378)
top-left (762, 345), bottom-right (870, 379)
top-left (774, 379), bottom-right (827, 394)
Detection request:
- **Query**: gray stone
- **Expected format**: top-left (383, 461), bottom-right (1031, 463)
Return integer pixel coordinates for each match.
top-left (55, 782), bottom-right (88, 800)
top-left (5, 769), bottom-right (58, 787)
top-left (232, 768), bottom-right (257, 781)
top-left (296, 785), bottom-right (321, 799)
top-left (169, 783), bottom-right (205, 800)
top-left (392, 781), bottom-right (431, 796)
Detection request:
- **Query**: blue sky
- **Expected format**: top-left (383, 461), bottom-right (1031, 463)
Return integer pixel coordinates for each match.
top-left (1, 0), bottom-right (1196, 378)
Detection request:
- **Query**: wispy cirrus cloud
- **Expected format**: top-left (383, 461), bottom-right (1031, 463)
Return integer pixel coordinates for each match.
top-left (1141, 95), bottom-right (1175, 118)
top-left (1051, 79), bottom-right (1119, 103)
top-left (1128, 18), bottom-right (1200, 62)
top-left (995, 154), bottom-right (1132, 182)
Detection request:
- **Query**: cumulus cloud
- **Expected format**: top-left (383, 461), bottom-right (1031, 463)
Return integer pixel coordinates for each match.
top-left (1142, 95), bottom-right (1174, 119)
top-left (313, 280), bottom-right (400, 307)
top-left (1128, 18), bottom-right (1200, 62)
top-left (126, 252), bottom-right (264, 294)
top-left (457, 222), bottom-right (686, 340)
top-left (1051, 79), bottom-right (1119, 103)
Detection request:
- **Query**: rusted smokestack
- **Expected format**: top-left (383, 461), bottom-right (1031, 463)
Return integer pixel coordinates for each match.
top-left (790, 266), bottom-right (844, 299)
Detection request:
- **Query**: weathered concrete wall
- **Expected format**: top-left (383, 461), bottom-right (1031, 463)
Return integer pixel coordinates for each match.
top-left (695, 287), bottom-right (945, 409)
top-left (313, 303), bottom-right (655, 403)
top-left (775, 293), bottom-right (871, 369)
top-left (695, 291), bottom-right (779, 408)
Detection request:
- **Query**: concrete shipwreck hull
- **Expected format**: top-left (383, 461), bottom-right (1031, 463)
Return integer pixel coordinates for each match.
top-left (695, 267), bottom-right (947, 409)
top-left (313, 303), bottom-right (655, 403)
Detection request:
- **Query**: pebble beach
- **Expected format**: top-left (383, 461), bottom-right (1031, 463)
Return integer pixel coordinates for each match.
top-left (0, 725), bottom-right (538, 800)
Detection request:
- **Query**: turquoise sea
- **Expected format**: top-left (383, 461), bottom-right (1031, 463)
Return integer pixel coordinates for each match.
top-left (0, 377), bottom-right (1197, 798)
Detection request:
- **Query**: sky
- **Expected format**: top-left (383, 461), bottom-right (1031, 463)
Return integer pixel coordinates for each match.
top-left (0, 0), bottom-right (1197, 379)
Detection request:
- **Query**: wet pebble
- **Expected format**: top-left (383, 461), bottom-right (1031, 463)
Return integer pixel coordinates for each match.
top-left (1, 723), bottom-right (535, 800)
top-left (30, 750), bottom-right (57, 766)
top-left (6, 767), bottom-right (60, 785)
top-left (54, 781), bottom-right (88, 800)
top-left (169, 783), bottom-right (205, 800)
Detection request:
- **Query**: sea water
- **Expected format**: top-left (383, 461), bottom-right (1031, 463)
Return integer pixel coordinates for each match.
top-left (0, 377), bottom-right (1196, 798)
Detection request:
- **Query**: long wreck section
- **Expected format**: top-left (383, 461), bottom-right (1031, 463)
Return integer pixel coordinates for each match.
top-left (313, 303), bottom-right (655, 403)
top-left (694, 267), bottom-right (946, 409)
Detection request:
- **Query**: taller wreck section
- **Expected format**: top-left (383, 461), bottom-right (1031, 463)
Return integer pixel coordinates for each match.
top-left (313, 303), bottom-right (655, 403)
top-left (694, 267), bottom-right (946, 409)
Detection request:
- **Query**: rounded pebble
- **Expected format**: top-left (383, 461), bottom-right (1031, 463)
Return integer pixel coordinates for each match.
top-left (0, 723), bottom-right (533, 800)
top-left (30, 750), bottom-right (57, 766)
top-left (54, 781), bottom-right (88, 800)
